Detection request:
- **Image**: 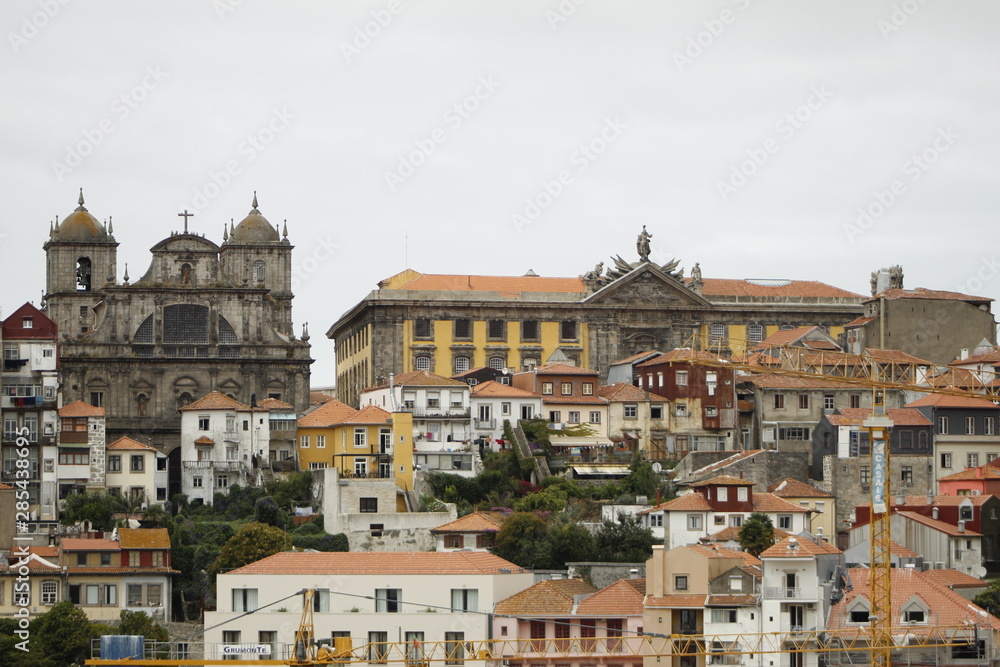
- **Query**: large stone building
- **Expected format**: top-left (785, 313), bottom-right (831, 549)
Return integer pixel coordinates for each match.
top-left (327, 231), bottom-right (864, 406)
top-left (40, 191), bottom-right (312, 491)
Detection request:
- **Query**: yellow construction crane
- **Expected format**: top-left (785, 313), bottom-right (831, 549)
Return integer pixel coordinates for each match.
top-left (85, 337), bottom-right (1000, 666)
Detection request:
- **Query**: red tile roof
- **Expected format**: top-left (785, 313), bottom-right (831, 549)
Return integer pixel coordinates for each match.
top-left (106, 436), bottom-right (157, 451)
top-left (646, 594), bottom-right (708, 608)
top-left (610, 350), bottom-right (662, 365)
top-left (684, 544), bottom-right (761, 567)
top-left (533, 364), bottom-right (600, 377)
top-left (58, 400), bottom-right (105, 417)
top-left (637, 348), bottom-right (728, 367)
top-left (119, 528), bottom-right (171, 550)
top-left (298, 399), bottom-right (359, 428)
top-left (470, 381), bottom-right (540, 399)
top-left (364, 370), bottom-right (468, 390)
top-left (754, 326), bottom-right (826, 348)
top-left (342, 405), bottom-right (392, 425)
top-left (690, 475), bottom-right (753, 487)
top-left (310, 391), bottom-right (337, 405)
top-left (760, 536), bottom-right (841, 558)
top-left (227, 551), bottom-right (528, 576)
top-left (867, 287), bottom-right (993, 304)
top-left (890, 540), bottom-right (919, 558)
top-left (597, 383), bottom-right (669, 403)
top-left (706, 594), bottom-right (760, 606)
top-left (61, 538), bottom-right (120, 552)
top-left (258, 397), bottom-right (294, 410)
top-left (491, 578), bottom-right (598, 615)
top-left (768, 478), bottom-right (835, 498)
top-left (542, 396), bottom-right (609, 405)
top-left (432, 511), bottom-right (506, 534)
top-left (905, 393), bottom-right (999, 409)
top-left (702, 526), bottom-right (793, 545)
top-left (825, 408), bottom-right (932, 427)
top-left (843, 315), bottom-right (876, 328)
top-left (950, 347), bottom-right (1000, 367)
top-left (746, 374), bottom-right (857, 390)
top-left (751, 493), bottom-right (811, 513)
top-left (643, 493), bottom-right (712, 513)
top-left (895, 510), bottom-right (982, 536)
top-left (864, 348), bottom-right (935, 365)
top-left (939, 467), bottom-right (1000, 482)
top-left (178, 391), bottom-right (253, 412)
top-left (689, 450), bottom-right (766, 477)
top-left (393, 273), bottom-right (586, 296)
top-left (827, 568), bottom-right (1000, 633)
top-left (921, 568), bottom-right (987, 589)
top-left (194, 436), bottom-right (216, 445)
top-left (698, 279), bottom-right (862, 299)
top-left (576, 578), bottom-right (646, 616)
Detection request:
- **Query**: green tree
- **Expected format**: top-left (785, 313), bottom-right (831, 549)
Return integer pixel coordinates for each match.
top-left (140, 503), bottom-right (167, 527)
top-left (31, 600), bottom-right (93, 665)
top-left (254, 496), bottom-right (284, 528)
top-left (118, 609), bottom-right (169, 642)
top-left (623, 456), bottom-right (659, 498)
top-left (512, 488), bottom-right (568, 513)
top-left (212, 522), bottom-right (292, 575)
top-left (973, 580), bottom-right (1000, 616)
top-left (738, 512), bottom-right (776, 557)
top-left (492, 512), bottom-right (553, 569)
top-left (60, 491), bottom-right (117, 531)
top-left (595, 512), bottom-right (655, 562)
top-left (549, 518), bottom-right (597, 568)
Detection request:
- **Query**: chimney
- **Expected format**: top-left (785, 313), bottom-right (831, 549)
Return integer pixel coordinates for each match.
top-left (788, 537), bottom-right (799, 550)
top-left (961, 348), bottom-right (970, 360)
top-left (932, 507), bottom-right (939, 520)
top-left (629, 568), bottom-right (640, 579)
top-left (958, 520), bottom-right (966, 533)
top-left (926, 494), bottom-right (934, 505)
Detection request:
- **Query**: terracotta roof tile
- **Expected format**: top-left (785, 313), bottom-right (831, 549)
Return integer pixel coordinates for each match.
top-left (768, 478), bottom-right (835, 498)
top-left (905, 393), bottom-right (999, 409)
top-left (826, 408), bottom-right (932, 427)
top-left (576, 578), bottom-right (645, 616)
top-left (542, 396), bottom-right (609, 405)
top-left (827, 568), bottom-right (1000, 633)
top-left (921, 568), bottom-right (987, 589)
top-left (864, 348), bottom-right (935, 365)
top-left (106, 436), bottom-right (157, 451)
top-left (939, 467), bottom-right (1000, 482)
top-left (258, 397), bottom-right (294, 410)
top-left (194, 436), bottom-right (216, 445)
top-left (844, 315), bottom-right (876, 327)
top-left (690, 475), bottom-right (753, 487)
top-left (432, 511), bottom-right (507, 534)
top-left (690, 450), bottom-right (766, 477)
top-left (58, 400), bottom-right (105, 417)
top-left (178, 391), bottom-right (253, 412)
top-left (610, 350), bottom-right (662, 365)
top-left (596, 383), bottom-right (669, 403)
top-left (642, 493), bottom-right (712, 513)
top-left (534, 364), bottom-right (600, 376)
top-left (342, 405), bottom-right (392, 425)
top-left (950, 347), bottom-right (1000, 367)
top-left (890, 540), bottom-right (919, 558)
top-left (470, 381), bottom-right (540, 399)
top-left (364, 370), bottom-right (468, 390)
top-left (856, 494), bottom-right (994, 509)
top-left (395, 273), bottom-right (586, 296)
top-left (61, 538), bottom-right (119, 551)
top-left (702, 526), bottom-right (793, 545)
top-left (927, 367), bottom-right (987, 388)
top-left (760, 536), bottom-right (841, 558)
top-left (867, 287), bottom-right (993, 303)
top-left (118, 528), bottom-right (171, 550)
top-left (637, 348), bottom-right (728, 367)
top-left (895, 510), bottom-right (982, 536)
top-left (298, 399), bottom-right (359, 428)
top-left (746, 374), bottom-right (857, 390)
top-left (706, 594), bottom-right (759, 606)
top-left (754, 326), bottom-right (827, 348)
top-left (645, 594), bottom-right (708, 608)
top-left (494, 578), bottom-right (597, 615)
top-left (751, 493), bottom-right (811, 513)
top-left (698, 278), bottom-right (862, 299)
top-left (685, 545), bottom-right (761, 567)
top-left (0, 483), bottom-right (13, 490)
top-left (310, 391), bottom-right (337, 405)
top-left (227, 551), bottom-right (527, 576)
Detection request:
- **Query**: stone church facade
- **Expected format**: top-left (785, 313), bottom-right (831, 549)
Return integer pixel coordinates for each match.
top-left (327, 233), bottom-right (865, 407)
top-left (42, 191), bottom-right (313, 460)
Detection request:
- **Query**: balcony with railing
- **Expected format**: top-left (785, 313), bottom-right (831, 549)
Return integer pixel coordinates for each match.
top-left (182, 460), bottom-right (247, 473)
top-left (474, 418), bottom-right (497, 430)
top-left (763, 587), bottom-right (811, 600)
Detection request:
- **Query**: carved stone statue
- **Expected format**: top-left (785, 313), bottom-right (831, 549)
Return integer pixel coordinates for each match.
top-left (691, 263), bottom-right (702, 283)
top-left (870, 270), bottom-right (879, 296)
top-left (582, 262), bottom-right (606, 293)
top-left (636, 226), bottom-right (652, 262)
top-left (889, 265), bottom-right (904, 290)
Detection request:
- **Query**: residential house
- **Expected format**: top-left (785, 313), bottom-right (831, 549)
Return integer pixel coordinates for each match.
top-left (758, 536), bottom-right (842, 667)
top-left (843, 286), bottom-right (996, 365)
top-left (2, 304), bottom-right (59, 530)
top-left (635, 349), bottom-right (737, 458)
top-left (54, 400), bottom-right (107, 518)
top-left (178, 391), bottom-right (271, 503)
top-left (452, 366), bottom-right (513, 387)
top-left (605, 350), bottom-right (661, 385)
top-left (597, 383), bottom-right (669, 458)
top-left (360, 370), bottom-right (475, 477)
top-left (493, 576), bottom-right (646, 667)
top-left (639, 475), bottom-right (810, 549)
top-left (512, 364), bottom-right (609, 438)
top-left (906, 393), bottom-right (1000, 482)
top-left (206, 551), bottom-right (534, 659)
top-left (104, 437), bottom-right (164, 504)
top-left (939, 458), bottom-right (1000, 496)
top-left (431, 510), bottom-right (507, 552)
top-left (768, 478), bottom-right (837, 538)
top-left (826, 567), bottom-right (1000, 665)
top-left (920, 568), bottom-right (989, 601)
top-left (754, 325), bottom-right (842, 351)
top-left (849, 511), bottom-right (986, 577)
top-left (259, 397), bottom-right (297, 471)
top-left (469, 380), bottom-right (542, 446)
top-left (841, 539), bottom-right (922, 569)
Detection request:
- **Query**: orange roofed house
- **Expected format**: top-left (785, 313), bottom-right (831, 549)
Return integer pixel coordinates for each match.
top-left (326, 236), bottom-right (864, 406)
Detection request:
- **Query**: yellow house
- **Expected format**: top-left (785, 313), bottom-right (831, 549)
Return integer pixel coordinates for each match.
top-left (105, 437), bottom-right (159, 503)
top-left (768, 477), bottom-right (836, 539)
top-left (297, 400), bottom-right (414, 490)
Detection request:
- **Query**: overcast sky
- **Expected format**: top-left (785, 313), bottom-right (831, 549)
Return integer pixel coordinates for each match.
top-left (2, 1), bottom-right (998, 387)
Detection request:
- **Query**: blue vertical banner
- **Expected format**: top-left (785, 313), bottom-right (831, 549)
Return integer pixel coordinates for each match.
top-left (872, 438), bottom-right (887, 514)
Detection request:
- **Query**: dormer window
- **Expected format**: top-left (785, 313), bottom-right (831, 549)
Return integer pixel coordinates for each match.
top-left (847, 599), bottom-right (872, 624)
top-left (22, 317), bottom-right (33, 329)
top-left (901, 596), bottom-right (929, 624)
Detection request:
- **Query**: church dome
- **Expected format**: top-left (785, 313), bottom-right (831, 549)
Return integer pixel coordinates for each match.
top-left (57, 189), bottom-right (108, 240)
top-left (230, 193), bottom-right (279, 243)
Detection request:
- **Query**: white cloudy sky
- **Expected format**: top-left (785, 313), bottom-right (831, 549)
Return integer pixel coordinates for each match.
top-left (2, 1), bottom-right (998, 387)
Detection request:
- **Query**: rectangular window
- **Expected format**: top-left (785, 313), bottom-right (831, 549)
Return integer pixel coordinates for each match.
top-left (582, 382), bottom-right (594, 395)
top-left (568, 411), bottom-right (580, 424)
top-left (130, 455), bottom-right (144, 472)
top-left (774, 394), bottom-right (785, 409)
top-left (710, 609), bottom-right (737, 623)
top-left (941, 452), bottom-right (952, 469)
top-left (445, 632), bottom-right (466, 665)
top-left (198, 416), bottom-right (210, 431)
top-left (850, 394), bottom-right (861, 409)
top-left (128, 584), bottom-right (143, 606)
top-left (193, 476), bottom-right (203, 488)
top-left (451, 588), bottom-right (479, 612)
top-left (108, 455), bottom-right (122, 472)
top-left (717, 487), bottom-right (728, 502)
top-left (414, 319), bottom-right (433, 339)
top-left (987, 417), bottom-right (996, 436)
top-left (778, 514), bottom-right (792, 530)
top-left (354, 429), bottom-right (367, 447)
top-left (674, 575), bottom-right (689, 591)
top-left (101, 552), bottom-right (112, 566)
top-left (824, 394), bottom-right (835, 410)
top-left (41, 580), bottom-right (58, 605)
top-left (501, 402), bottom-right (511, 416)
top-left (375, 588), bottom-right (401, 613)
top-left (710, 323), bottom-right (727, 342)
top-left (316, 435), bottom-right (326, 448)
top-left (968, 453), bottom-right (979, 468)
top-left (901, 431), bottom-right (913, 449)
top-left (360, 497), bottom-right (378, 513)
top-left (445, 535), bottom-right (462, 549)
top-left (901, 466), bottom-right (913, 483)
top-left (104, 584), bottom-right (117, 605)
top-left (860, 466), bottom-right (870, 485)
top-left (560, 321), bottom-right (577, 341)
top-left (129, 551), bottom-right (140, 567)
top-left (938, 416), bottom-right (949, 434)
top-left (675, 403), bottom-right (688, 417)
top-left (798, 394), bottom-right (809, 410)
top-left (676, 370), bottom-right (688, 386)
top-left (560, 382), bottom-right (572, 395)
top-left (687, 514), bottom-right (702, 530)
top-left (606, 619), bottom-right (623, 653)
top-left (368, 632), bottom-right (389, 663)
top-left (300, 435), bottom-right (310, 448)
top-left (541, 382), bottom-right (553, 395)
top-left (580, 619), bottom-right (597, 651)
top-left (488, 320), bottom-right (505, 339)
top-left (650, 405), bottom-right (663, 419)
top-left (521, 320), bottom-right (539, 341)
top-left (966, 416), bottom-right (976, 435)
top-left (730, 576), bottom-right (743, 592)
top-left (737, 487), bottom-right (748, 502)
top-left (706, 406), bottom-right (718, 418)
top-left (624, 404), bottom-right (638, 419)
top-left (589, 411), bottom-right (601, 423)
top-left (904, 609), bottom-right (925, 623)
top-left (454, 319), bottom-right (471, 340)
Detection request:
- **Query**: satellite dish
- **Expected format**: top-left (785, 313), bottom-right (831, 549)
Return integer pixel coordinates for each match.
top-left (652, 462), bottom-right (662, 473)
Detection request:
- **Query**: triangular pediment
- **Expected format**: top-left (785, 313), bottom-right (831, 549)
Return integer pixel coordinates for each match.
top-left (584, 263), bottom-right (712, 307)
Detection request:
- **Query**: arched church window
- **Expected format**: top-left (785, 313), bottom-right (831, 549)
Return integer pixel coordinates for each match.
top-left (252, 260), bottom-right (266, 283)
top-left (134, 315), bottom-right (154, 344)
top-left (76, 257), bottom-right (92, 291)
top-left (219, 317), bottom-right (239, 345)
top-left (163, 305), bottom-right (209, 344)
top-left (177, 392), bottom-right (193, 409)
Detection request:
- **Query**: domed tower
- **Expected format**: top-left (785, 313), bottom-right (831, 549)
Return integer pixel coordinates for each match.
top-left (219, 193), bottom-right (294, 333)
top-left (43, 189), bottom-right (119, 338)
